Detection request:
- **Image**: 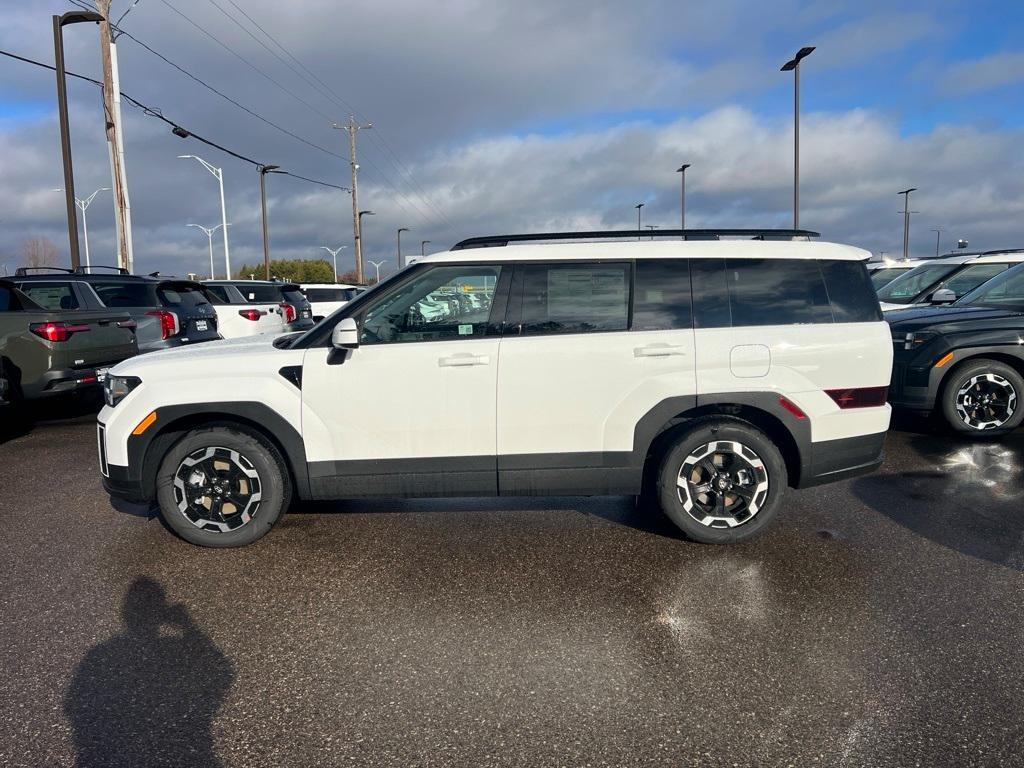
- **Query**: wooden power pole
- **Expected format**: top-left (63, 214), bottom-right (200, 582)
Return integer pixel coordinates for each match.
top-left (96, 0), bottom-right (134, 272)
top-left (333, 116), bottom-right (372, 284)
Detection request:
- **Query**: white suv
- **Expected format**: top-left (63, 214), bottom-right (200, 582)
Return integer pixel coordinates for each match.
top-left (97, 231), bottom-right (893, 548)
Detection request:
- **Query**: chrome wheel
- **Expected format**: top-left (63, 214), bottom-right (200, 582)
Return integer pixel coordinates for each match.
top-left (172, 446), bottom-right (263, 532)
top-left (955, 374), bottom-right (1017, 430)
top-left (676, 440), bottom-right (769, 528)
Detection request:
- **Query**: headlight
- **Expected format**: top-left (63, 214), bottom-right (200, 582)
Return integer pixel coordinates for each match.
top-left (901, 331), bottom-right (938, 351)
top-left (104, 375), bottom-right (141, 407)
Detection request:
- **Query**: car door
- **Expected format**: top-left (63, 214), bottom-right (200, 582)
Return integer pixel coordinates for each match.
top-left (300, 262), bottom-right (510, 499)
top-left (495, 259), bottom-right (697, 495)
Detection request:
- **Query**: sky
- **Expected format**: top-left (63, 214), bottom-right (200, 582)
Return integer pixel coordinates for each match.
top-left (1, 0), bottom-right (1023, 279)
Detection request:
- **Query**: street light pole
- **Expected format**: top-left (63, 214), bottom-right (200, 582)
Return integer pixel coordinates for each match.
top-left (676, 164), bottom-right (690, 234)
top-left (53, 10), bottom-right (104, 270)
top-left (52, 187), bottom-right (109, 269)
top-left (396, 227), bottom-right (409, 271)
top-left (179, 154), bottom-right (231, 278)
top-left (898, 188), bottom-right (917, 261)
top-left (321, 246), bottom-right (347, 282)
top-left (635, 203), bottom-right (645, 240)
top-left (781, 46), bottom-right (815, 230)
top-left (357, 210), bottom-right (375, 281)
top-left (645, 225), bottom-right (659, 240)
top-left (369, 259), bottom-right (385, 284)
top-left (187, 223), bottom-right (229, 279)
top-left (931, 228), bottom-right (943, 257)
top-left (259, 164), bottom-right (283, 280)
top-left (421, 240), bottom-right (431, 257)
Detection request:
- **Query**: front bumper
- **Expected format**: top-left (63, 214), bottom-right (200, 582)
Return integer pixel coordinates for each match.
top-left (102, 463), bottom-right (148, 503)
top-left (889, 358), bottom-right (941, 412)
top-left (797, 431), bottom-right (887, 488)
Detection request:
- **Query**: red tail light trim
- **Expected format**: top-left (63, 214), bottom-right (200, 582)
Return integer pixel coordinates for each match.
top-left (825, 386), bottom-right (889, 409)
top-left (280, 302), bottom-right (297, 324)
top-left (145, 309), bottom-right (180, 340)
top-left (29, 322), bottom-right (91, 342)
top-left (778, 396), bottom-right (807, 420)
top-left (238, 309), bottom-right (265, 321)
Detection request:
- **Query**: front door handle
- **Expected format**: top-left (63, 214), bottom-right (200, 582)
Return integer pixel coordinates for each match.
top-left (439, 353), bottom-right (490, 367)
top-left (634, 344), bottom-right (688, 358)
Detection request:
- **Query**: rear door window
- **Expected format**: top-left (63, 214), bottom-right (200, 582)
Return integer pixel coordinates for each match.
top-left (821, 261), bottom-right (883, 322)
top-left (517, 263), bottom-right (629, 335)
top-left (18, 282), bottom-right (79, 310)
top-left (633, 259), bottom-right (692, 330)
top-left (940, 263), bottom-right (1010, 297)
top-left (92, 282), bottom-right (153, 307)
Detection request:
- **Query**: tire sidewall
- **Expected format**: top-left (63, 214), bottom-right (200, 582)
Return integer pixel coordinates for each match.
top-left (657, 419), bottom-right (787, 544)
top-left (941, 360), bottom-right (1024, 437)
top-left (155, 427), bottom-right (289, 548)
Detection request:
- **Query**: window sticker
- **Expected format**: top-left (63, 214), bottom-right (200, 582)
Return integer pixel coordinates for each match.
top-left (458, 323), bottom-right (474, 335)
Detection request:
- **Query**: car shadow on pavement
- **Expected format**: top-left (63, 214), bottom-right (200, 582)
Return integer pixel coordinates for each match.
top-left (64, 577), bottom-right (233, 768)
top-left (1, 391), bottom-right (103, 444)
top-left (852, 431), bottom-right (1024, 571)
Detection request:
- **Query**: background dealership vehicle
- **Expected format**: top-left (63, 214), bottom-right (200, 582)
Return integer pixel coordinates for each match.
top-left (0, 278), bottom-right (137, 402)
top-left (200, 283), bottom-right (285, 339)
top-left (877, 250), bottom-right (1024, 311)
top-left (866, 259), bottom-right (926, 290)
top-left (13, 267), bottom-right (220, 353)
top-left (205, 280), bottom-right (314, 332)
top-left (888, 261), bottom-right (1024, 436)
top-left (99, 230), bottom-right (892, 548)
top-left (300, 283), bottom-right (361, 321)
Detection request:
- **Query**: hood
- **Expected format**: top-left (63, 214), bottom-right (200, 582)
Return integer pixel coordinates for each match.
top-left (109, 332), bottom-right (302, 379)
top-left (886, 305), bottom-right (1024, 333)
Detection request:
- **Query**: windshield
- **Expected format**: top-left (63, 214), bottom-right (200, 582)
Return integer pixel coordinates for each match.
top-left (158, 283), bottom-right (211, 307)
top-left (869, 267), bottom-right (908, 289)
top-left (956, 263), bottom-right (1024, 310)
top-left (876, 263), bottom-right (960, 304)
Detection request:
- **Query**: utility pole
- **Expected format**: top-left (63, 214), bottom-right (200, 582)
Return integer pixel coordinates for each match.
top-left (931, 228), bottom-right (943, 257)
top-left (95, 0), bottom-right (134, 273)
top-left (781, 47), bottom-right (815, 230)
top-left (333, 115), bottom-right (372, 284)
top-left (396, 227), bottom-right (409, 271)
top-left (898, 188), bottom-right (917, 261)
top-left (676, 164), bottom-right (690, 234)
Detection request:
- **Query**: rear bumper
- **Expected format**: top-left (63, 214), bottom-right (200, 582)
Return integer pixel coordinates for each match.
top-left (797, 431), bottom-right (886, 488)
top-left (22, 367), bottom-right (109, 400)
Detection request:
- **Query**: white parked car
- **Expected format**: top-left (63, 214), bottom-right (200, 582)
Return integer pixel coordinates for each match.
top-left (866, 259), bottom-right (926, 290)
top-left (877, 250), bottom-right (1024, 311)
top-left (98, 230), bottom-right (893, 548)
top-left (300, 283), bottom-right (361, 321)
top-left (202, 283), bottom-right (285, 339)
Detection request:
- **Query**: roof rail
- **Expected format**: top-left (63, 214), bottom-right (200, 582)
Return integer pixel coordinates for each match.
top-left (13, 266), bottom-right (73, 276)
top-left (981, 248), bottom-right (1024, 255)
top-left (73, 265), bottom-right (130, 275)
top-left (451, 229), bottom-right (821, 250)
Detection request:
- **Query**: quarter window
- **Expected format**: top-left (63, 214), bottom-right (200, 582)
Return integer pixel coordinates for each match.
top-left (821, 261), bottom-right (882, 323)
top-left (360, 265), bottom-right (502, 344)
top-left (725, 258), bottom-right (831, 327)
top-left (633, 260), bottom-right (692, 330)
top-left (18, 282), bottom-right (79, 310)
top-left (518, 263), bottom-right (629, 335)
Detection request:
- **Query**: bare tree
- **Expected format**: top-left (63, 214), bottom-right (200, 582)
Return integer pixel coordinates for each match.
top-left (21, 238), bottom-right (60, 268)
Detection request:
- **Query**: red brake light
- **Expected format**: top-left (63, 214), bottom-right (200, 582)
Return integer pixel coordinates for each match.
top-left (826, 386), bottom-right (889, 409)
top-left (145, 309), bottom-right (180, 340)
top-left (778, 396), bottom-right (807, 420)
top-left (238, 309), bottom-right (264, 321)
top-left (29, 322), bottom-right (90, 342)
top-left (280, 302), bottom-right (297, 324)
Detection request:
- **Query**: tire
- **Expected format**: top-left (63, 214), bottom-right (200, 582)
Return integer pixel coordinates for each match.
top-left (655, 418), bottom-right (787, 544)
top-left (940, 359), bottom-right (1024, 437)
top-left (155, 425), bottom-right (291, 547)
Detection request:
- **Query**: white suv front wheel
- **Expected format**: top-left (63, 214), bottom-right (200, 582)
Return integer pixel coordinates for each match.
top-left (656, 418), bottom-right (787, 544)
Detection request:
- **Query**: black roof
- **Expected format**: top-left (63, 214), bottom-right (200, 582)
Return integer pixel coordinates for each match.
top-left (451, 229), bottom-right (820, 250)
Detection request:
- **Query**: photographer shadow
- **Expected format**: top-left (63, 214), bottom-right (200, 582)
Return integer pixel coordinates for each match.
top-left (64, 577), bottom-right (233, 768)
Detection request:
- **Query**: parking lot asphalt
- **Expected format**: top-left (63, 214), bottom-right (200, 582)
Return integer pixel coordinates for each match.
top-left (1, 406), bottom-right (1022, 767)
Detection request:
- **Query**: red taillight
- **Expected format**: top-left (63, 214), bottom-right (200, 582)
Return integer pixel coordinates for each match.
top-left (778, 395), bottom-right (807, 420)
top-left (280, 302), bottom-right (297, 324)
top-left (238, 309), bottom-right (264, 322)
top-left (826, 386), bottom-right (889, 409)
top-left (29, 322), bottom-right (90, 342)
top-left (145, 309), bottom-right (180, 340)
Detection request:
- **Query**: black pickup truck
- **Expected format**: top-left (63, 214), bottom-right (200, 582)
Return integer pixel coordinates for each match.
top-left (0, 279), bottom-right (138, 402)
top-left (888, 262), bottom-right (1024, 436)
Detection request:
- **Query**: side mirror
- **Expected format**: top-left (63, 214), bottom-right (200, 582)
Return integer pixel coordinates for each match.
top-left (331, 317), bottom-right (359, 349)
top-left (931, 288), bottom-right (957, 305)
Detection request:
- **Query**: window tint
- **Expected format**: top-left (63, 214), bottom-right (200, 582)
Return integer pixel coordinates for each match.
top-left (940, 263), bottom-right (1010, 297)
top-left (360, 265), bottom-right (502, 344)
top-left (633, 259), bottom-right (692, 330)
top-left (0, 286), bottom-right (11, 312)
top-left (235, 284), bottom-right (283, 303)
top-left (876, 263), bottom-right (958, 304)
top-left (725, 259), bottom-right (831, 327)
top-left (158, 284), bottom-right (209, 307)
top-left (281, 288), bottom-right (309, 307)
top-left (306, 288), bottom-right (355, 302)
top-left (821, 261), bottom-right (882, 322)
top-left (958, 263), bottom-right (1024, 309)
top-left (518, 263), bottom-right (629, 335)
top-left (690, 259), bottom-right (731, 328)
top-left (92, 282), bottom-right (152, 307)
top-left (869, 267), bottom-right (907, 289)
top-left (18, 282), bottom-right (79, 310)
top-left (204, 285), bottom-right (231, 303)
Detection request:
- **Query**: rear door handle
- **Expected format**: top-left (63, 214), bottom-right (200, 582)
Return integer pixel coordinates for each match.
top-left (634, 344), bottom-right (688, 358)
top-left (439, 353), bottom-right (490, 367)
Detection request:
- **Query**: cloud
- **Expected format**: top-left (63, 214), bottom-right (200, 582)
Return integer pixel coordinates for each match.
top-left (944, 52), bottom-right (1024, 94)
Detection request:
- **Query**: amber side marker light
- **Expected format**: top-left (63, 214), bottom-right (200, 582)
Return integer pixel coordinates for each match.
top-left (934, 352), bottom-right (955, 368)
top-left (132, 411), bottom-right (158, 436)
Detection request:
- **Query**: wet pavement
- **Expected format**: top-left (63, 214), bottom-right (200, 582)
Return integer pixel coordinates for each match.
top-left (1, 406), bottom-right (1022, 767)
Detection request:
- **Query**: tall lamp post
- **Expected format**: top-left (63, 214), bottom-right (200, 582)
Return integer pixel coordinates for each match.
top-left (53, 9), bottom-right (104, 270)
top-left (396, 227), bottom-right (409, 271)
top-left (259, 164), bottom-right (284, 280)
top-left (781, 46), bottom-right (815, 230)
top-left (676, 164), bottom-right (690, 233)
top-left (635, 203), bottom-right (645, 240)
top-left (53, 187), bottom-right (109, 269)
top-left (369, 259), bottom-right (386, 284)
top-left (187, 223), bottom-right (229, 279)
top-left (421, 240), bottom-right (431, 257)
top-left (930, 228), bottom-right (943, 257)
top-left (357, 210), bottom-right (374, 281)
top-left (898, 188), bottom-right (917, 260)
top-left (321, 245), bottom-right (347, 282)
top-left (179, 154), bottom-right (231, 278)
